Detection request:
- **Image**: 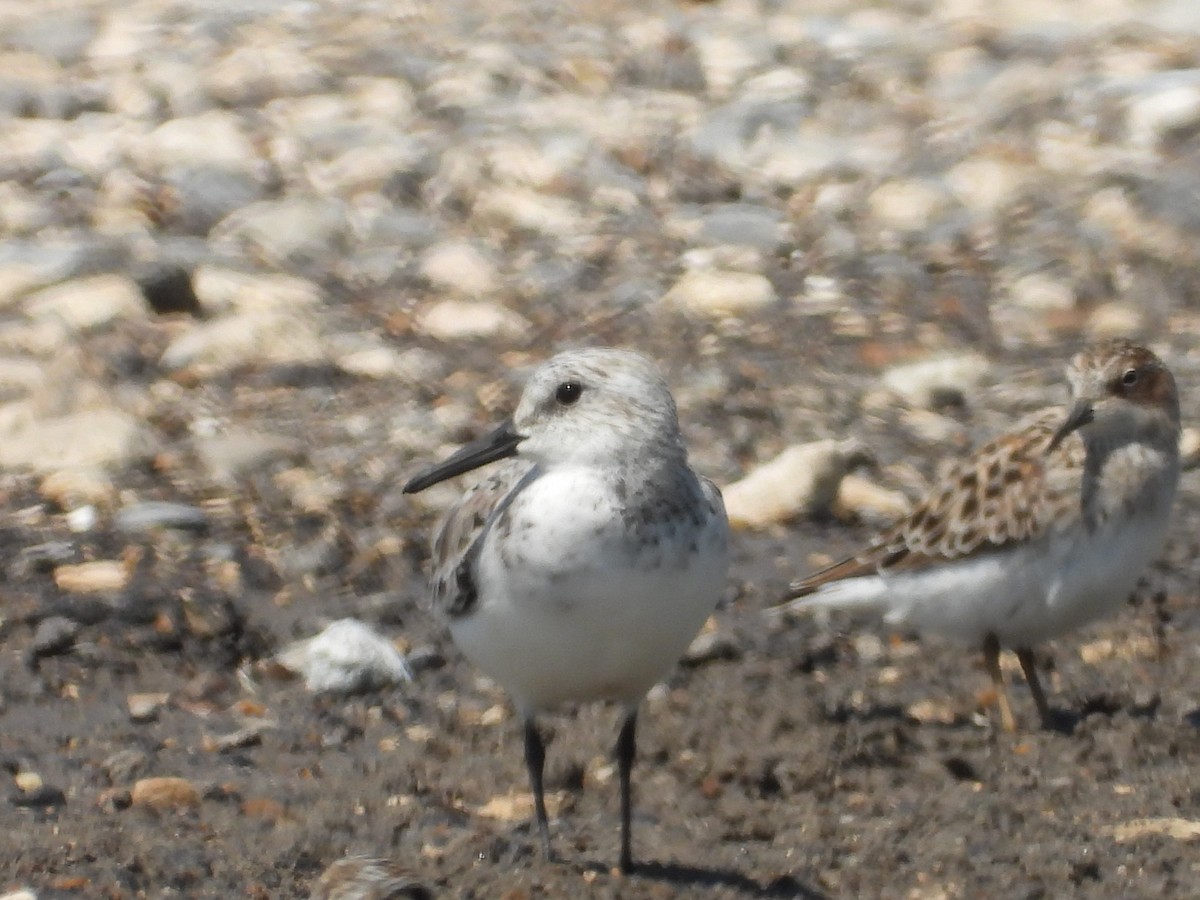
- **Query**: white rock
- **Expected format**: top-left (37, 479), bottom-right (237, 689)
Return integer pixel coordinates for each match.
top-left (880, 354), bottom-right (992, 408)
top-left (212, 197), bottom-right (347, 267)
top-left (868, 178), bottom-right (954, 232)
top-left (415, 299), bottom-right (530, 342)
top-left (140, 111), bottom-right (260, 173)
top-left (161, 310), bottom-right (326, 374)
top-left (420, 241), bottom-right (499, 297)
top-left (661, 270), bottom-right (776, 318)
top-left (277, 619), bottom-right (412, 695)
top-left (0, 888), bottom-right (38, 900)
top-left (26, 275), bottom-right (144, 332)
top-left (723, 439), bottom-right (866, 529)
top-left (474, 187), bottom-right (584, 236)
top-left (834, 474), bottom-right (910, 525)
top-left (0, 408), bottom-right (156, 472)
top-left (945, 157), bottom-right (1031, 215)
top-left (1125, 70), bottom-right (1200, 148)
top-left (1179, 427), bottom-right (1200, 470)
top-left (1085, 301), bottom-right (1146, 340)
top-left (191, 267), bottom-right (322, 315)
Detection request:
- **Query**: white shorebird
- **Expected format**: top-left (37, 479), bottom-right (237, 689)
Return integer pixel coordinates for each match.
top-left (403, 348), bottom-right (730, 871)
top-left (775, 339), bottom-right (1181, 731)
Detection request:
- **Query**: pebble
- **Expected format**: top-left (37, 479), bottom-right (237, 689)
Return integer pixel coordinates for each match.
top-left (661, 270), bottom-right (777, 318)
top-left (0, 408), bottom-right (157, 473)
top-left (29, 616), bottom-right (81, 658)
top-left (879, 354), bottom-right (992, 409)
top-left (420, 241), bottom-right (499, 297)
top-left (834, 474), bottom-right (910, 525)
top-left (723, 439), bottom-right (868, 529)
top-left (127, 692), bottom-right (170, 722)
top-left (53, 560), bottom-right (130, 594)
top-left (130, 776), bottom-right (201, 811)
top-left (115, 501), bottom-right (208, 534)
top-left (415, 299), bottom-right (530, 342)
top-left (25, 275), bottom-right (145, 333)
top-left (276, 619), bottom-right (413, 695)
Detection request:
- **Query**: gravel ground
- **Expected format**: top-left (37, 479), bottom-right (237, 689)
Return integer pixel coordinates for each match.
top-left (2, 0), bottom-right (1200, 897)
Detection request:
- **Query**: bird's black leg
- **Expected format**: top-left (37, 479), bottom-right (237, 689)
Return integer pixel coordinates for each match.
top-left (615, 709), bottom-right (638, 874)
top-left (523, 717), bottom-right (554, 861)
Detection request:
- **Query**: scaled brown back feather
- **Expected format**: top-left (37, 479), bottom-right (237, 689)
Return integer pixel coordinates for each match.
top-left (789, 409), bottom-right (1085, 597)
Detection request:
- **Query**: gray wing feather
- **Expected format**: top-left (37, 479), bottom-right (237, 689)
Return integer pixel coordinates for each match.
top-left (428, 460), bottom-right (536, 619)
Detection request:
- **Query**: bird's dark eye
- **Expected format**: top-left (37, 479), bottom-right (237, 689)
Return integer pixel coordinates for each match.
top-left (1121, 368), bottom-right (1139, 387)
top-left (555, 379), bottom-right (583, 405)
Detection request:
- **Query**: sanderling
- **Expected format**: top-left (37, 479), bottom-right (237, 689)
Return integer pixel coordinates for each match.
top-left (775, 339), bottom-right (1180, 731)
top-left (403, 348), bottom-right (730, 871)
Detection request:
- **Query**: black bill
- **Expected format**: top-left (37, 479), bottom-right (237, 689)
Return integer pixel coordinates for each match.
top-left (1047, 400), bottom-right (1094, 452)
top-left (403, 419), bottom-right (524, 494)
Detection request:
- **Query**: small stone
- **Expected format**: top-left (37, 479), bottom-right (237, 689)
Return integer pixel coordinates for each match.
top-left (61, 503), bottom-right (96, 533)
top-left (479, 704), bottom-right (508, 727)
top-left (130, 776), bottom-right (201, 811)
top-left (723, 439), bottom-right (868, 529)
top-left (191, 267), bottom-right (322, 314)
top-left (0, 889), bottom-right (38, 900)
top-left (1110, 817), bottom-right (1200, 843)
top-left (13, 771), bottom-right (43, 793)
top-left (476, 790), bottom-right (565, 822)
top-left (116, 501), bottom-right (208, 534)
top-left (39, 469), bottom-right (114, 508)
top-left (834, 474), bottom-right (910, 525)
top-left (141, 112), bottom-right (260, 174)
top-left (415, 300), bottom-right (530, 342)
top-left (880, 354), bottom-right (992, 409)
top-left (127, 692), bottom-right (170, 722)
top-left (420, 241), bottom-right (499, 297)
top-left (867, 178), bottom-right (954, 232)
top-left (474, 186), bottom-right (583, 236)
top-left (212, 197), bottom-right (348, 267)
top-left (907, 699), bottom-right (959, 725)
top-left (26, 274), bottom-right (145, 333)
top-left (276, 619), bottom-right (413, 695)
top-left (29, 616), bottom-right (80, 658)
top-left (0, 408), bottom-right (157, 472)
top-left (1085, 302), bottom-right (1146, 341)
top-left (1179, 428), bottom-right (1200, 470)
top-left (53, 560), bottom-right (129, 594)
top-left (681, 629), bottom-right (740, 666)
top-left (661, 270), bottom-right (776, 318)
top-left (207, 722), bottom-right (272, 753)
top-left (1125, 70), bottom-right (1200, 148)
top-left (160, 309), bottom-right (327, 374)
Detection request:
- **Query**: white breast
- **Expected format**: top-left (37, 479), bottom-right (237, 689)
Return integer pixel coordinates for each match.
top-left (449, 467), bottom-right (730, 714)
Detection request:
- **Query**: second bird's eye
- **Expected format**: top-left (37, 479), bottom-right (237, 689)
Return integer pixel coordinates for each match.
top-left (556, 379), bottom-right (583, 405)
top-left (1121, 368), bottom-right (1139, 387)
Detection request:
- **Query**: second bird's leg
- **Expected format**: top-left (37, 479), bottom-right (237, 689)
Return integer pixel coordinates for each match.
top-left (615, 709), bottom-right (638, 874)
top-left (523, 717), bottom-right (554, 861)
top-left (1015, 647), bottom-right (1052, 728)
top-left (982, 633), bottom-right (1017, 733)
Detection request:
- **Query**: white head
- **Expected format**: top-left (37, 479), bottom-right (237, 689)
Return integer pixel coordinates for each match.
top-left (403, 348), bottom-right (685, 493)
